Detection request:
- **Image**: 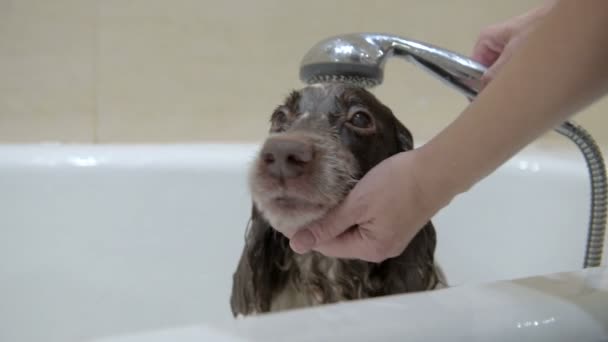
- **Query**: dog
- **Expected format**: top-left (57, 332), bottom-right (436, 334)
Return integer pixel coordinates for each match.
top-left (230, 83), bottom-right (446, 317)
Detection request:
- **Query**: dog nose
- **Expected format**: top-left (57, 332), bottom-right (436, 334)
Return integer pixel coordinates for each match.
top-left (261, 137), bottom-right (313, 179)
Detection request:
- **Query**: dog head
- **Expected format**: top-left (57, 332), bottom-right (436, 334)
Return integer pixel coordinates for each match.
top-left (230, 83), bottom-right (439, 316)
top-left (248, 83), bottom-right (414, 237)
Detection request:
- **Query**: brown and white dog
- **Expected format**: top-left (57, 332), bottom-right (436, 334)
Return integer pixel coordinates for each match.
top-left (230, 83), bottom-right (446, 317)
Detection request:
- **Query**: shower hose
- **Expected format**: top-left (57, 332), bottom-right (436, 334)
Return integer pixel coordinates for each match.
top-left (555, 121), bottom-right (606, 268)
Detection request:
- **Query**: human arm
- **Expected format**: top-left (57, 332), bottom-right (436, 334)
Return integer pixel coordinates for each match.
top-left (289, 0), bottom-right (608, 262)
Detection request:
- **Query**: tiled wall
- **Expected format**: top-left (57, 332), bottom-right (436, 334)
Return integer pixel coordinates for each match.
top-left (1, 0), bottom-right (607, 147)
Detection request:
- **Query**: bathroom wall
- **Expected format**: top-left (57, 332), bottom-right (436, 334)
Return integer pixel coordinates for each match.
top-left (1, 0), bottom-right (607, 148)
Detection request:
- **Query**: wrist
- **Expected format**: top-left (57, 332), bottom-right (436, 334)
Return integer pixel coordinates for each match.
top-left (404, 145), bottom-right (467, 212)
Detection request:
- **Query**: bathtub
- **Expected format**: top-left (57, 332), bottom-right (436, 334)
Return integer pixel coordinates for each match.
top-left (0, 142), bottom-right (606, 341)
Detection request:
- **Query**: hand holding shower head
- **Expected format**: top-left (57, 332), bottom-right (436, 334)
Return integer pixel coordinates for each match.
top-left (299, 32), bottom-right (487, 99)
top-left (299, 32), bottom-right (606, 268)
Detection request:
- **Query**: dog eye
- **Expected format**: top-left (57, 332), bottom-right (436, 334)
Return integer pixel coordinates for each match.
top-left (349, 111), bottom-right (372, 128)
top-left (272, 108), bottom-right (289, 127)
top-left (275, 112), bottom-right (287, 125)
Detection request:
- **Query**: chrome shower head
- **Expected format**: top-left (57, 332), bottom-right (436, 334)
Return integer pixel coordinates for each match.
top-left (299, 32), bottom-right (487, 100)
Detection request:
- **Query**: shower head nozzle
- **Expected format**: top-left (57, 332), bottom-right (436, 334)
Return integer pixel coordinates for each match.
top-left (302, 72), bottom-right (382, 88)
top-left (299, 32), bottom-right (487, 99)
top-left (299, 33), bottom-right (387, 88)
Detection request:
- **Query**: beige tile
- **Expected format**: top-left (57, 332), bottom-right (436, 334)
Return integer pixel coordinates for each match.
top-left (0, 0), bottom-right (97, 143)
top-left (4, 0), bottom-right (607, 151)
top-left (96, 0), bottom-right (547, 143)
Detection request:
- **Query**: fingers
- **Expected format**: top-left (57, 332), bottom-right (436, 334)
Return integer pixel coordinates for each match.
top-left (311, 227), bottom-right (392, 263)
top-left (290, 199), bottom-right (357, 254)
top-left (310, 227), bottom-right (378, 261)
top-left (472, 39), bottom-right (500, 67)
top-left (472, 26), bottom-right (508, 66)
top-left (480, 43), bottom-right (513, 86)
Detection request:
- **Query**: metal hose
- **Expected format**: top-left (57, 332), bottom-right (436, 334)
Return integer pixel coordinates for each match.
top-left (555, 121), bottom-right (607, 267)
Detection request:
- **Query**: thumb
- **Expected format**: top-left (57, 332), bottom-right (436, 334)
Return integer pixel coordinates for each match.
top-left (290, 199), bottom-right (357, 254)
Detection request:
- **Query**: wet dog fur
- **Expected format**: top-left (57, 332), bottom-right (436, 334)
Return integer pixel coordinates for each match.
top-left (230, 83), bottom-right (445, 317)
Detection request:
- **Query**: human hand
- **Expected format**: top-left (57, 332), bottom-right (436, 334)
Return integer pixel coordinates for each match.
top-left (289, 148), bottom-right (454, 263)
top-left (472, 1), bottom-right (555, 87)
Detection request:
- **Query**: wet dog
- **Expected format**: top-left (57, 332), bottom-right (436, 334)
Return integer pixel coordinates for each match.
top-left (230, 83), bottom-right (445, 317)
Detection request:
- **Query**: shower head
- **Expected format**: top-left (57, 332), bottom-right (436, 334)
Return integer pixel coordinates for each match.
top-left (299, 32), bottom-right (487, 100)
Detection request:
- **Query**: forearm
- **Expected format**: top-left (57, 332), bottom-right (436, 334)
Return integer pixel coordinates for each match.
top-left (420, 0), bottom-right (608, 198)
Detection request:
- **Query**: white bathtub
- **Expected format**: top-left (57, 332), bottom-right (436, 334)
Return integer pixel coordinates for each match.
top-left (0, 142), bottom-right (606, 341)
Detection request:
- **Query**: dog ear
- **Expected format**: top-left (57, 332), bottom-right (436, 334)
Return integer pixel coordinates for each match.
top-left (230, 234), bottom-right (256, 316)
top-left (393, 118), bottom-right (414, 152)
top-left (230, 204), bottom-right (291, 316)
